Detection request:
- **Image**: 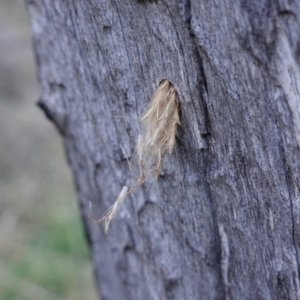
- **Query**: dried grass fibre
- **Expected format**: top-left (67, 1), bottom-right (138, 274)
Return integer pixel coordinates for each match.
top-left (89, 79), bottom-right (180, 234)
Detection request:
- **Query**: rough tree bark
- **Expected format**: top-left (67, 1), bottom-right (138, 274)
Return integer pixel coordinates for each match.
top-left (27, 0), bottom-right (300, 299)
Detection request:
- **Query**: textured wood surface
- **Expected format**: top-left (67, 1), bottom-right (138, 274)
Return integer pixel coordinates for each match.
top-left (27, 0), bottom-right (300, 299)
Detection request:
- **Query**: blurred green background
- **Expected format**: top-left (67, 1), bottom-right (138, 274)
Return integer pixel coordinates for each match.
top-left (0, 1), bottom-right (98, 299)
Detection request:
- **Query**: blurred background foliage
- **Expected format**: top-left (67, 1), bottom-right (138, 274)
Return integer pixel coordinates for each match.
top-left (0, 0), bottom-right (98, 299)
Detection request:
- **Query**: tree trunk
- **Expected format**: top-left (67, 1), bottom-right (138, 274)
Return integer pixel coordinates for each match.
top-left (26, 0), bottom-right (300, 299)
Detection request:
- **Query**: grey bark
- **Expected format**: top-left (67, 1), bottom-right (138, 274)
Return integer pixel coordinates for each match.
top-left (26, 0), bottom-right (300, 299)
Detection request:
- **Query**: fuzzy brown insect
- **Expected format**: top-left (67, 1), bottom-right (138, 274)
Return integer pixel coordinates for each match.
top-left (89, 79), bottom-right (180, 234)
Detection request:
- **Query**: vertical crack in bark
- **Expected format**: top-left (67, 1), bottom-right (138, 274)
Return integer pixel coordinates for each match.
top-left (176, 1), bottom-right (227, 298)
top-left (167, 0), bottom-right (227, 297)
